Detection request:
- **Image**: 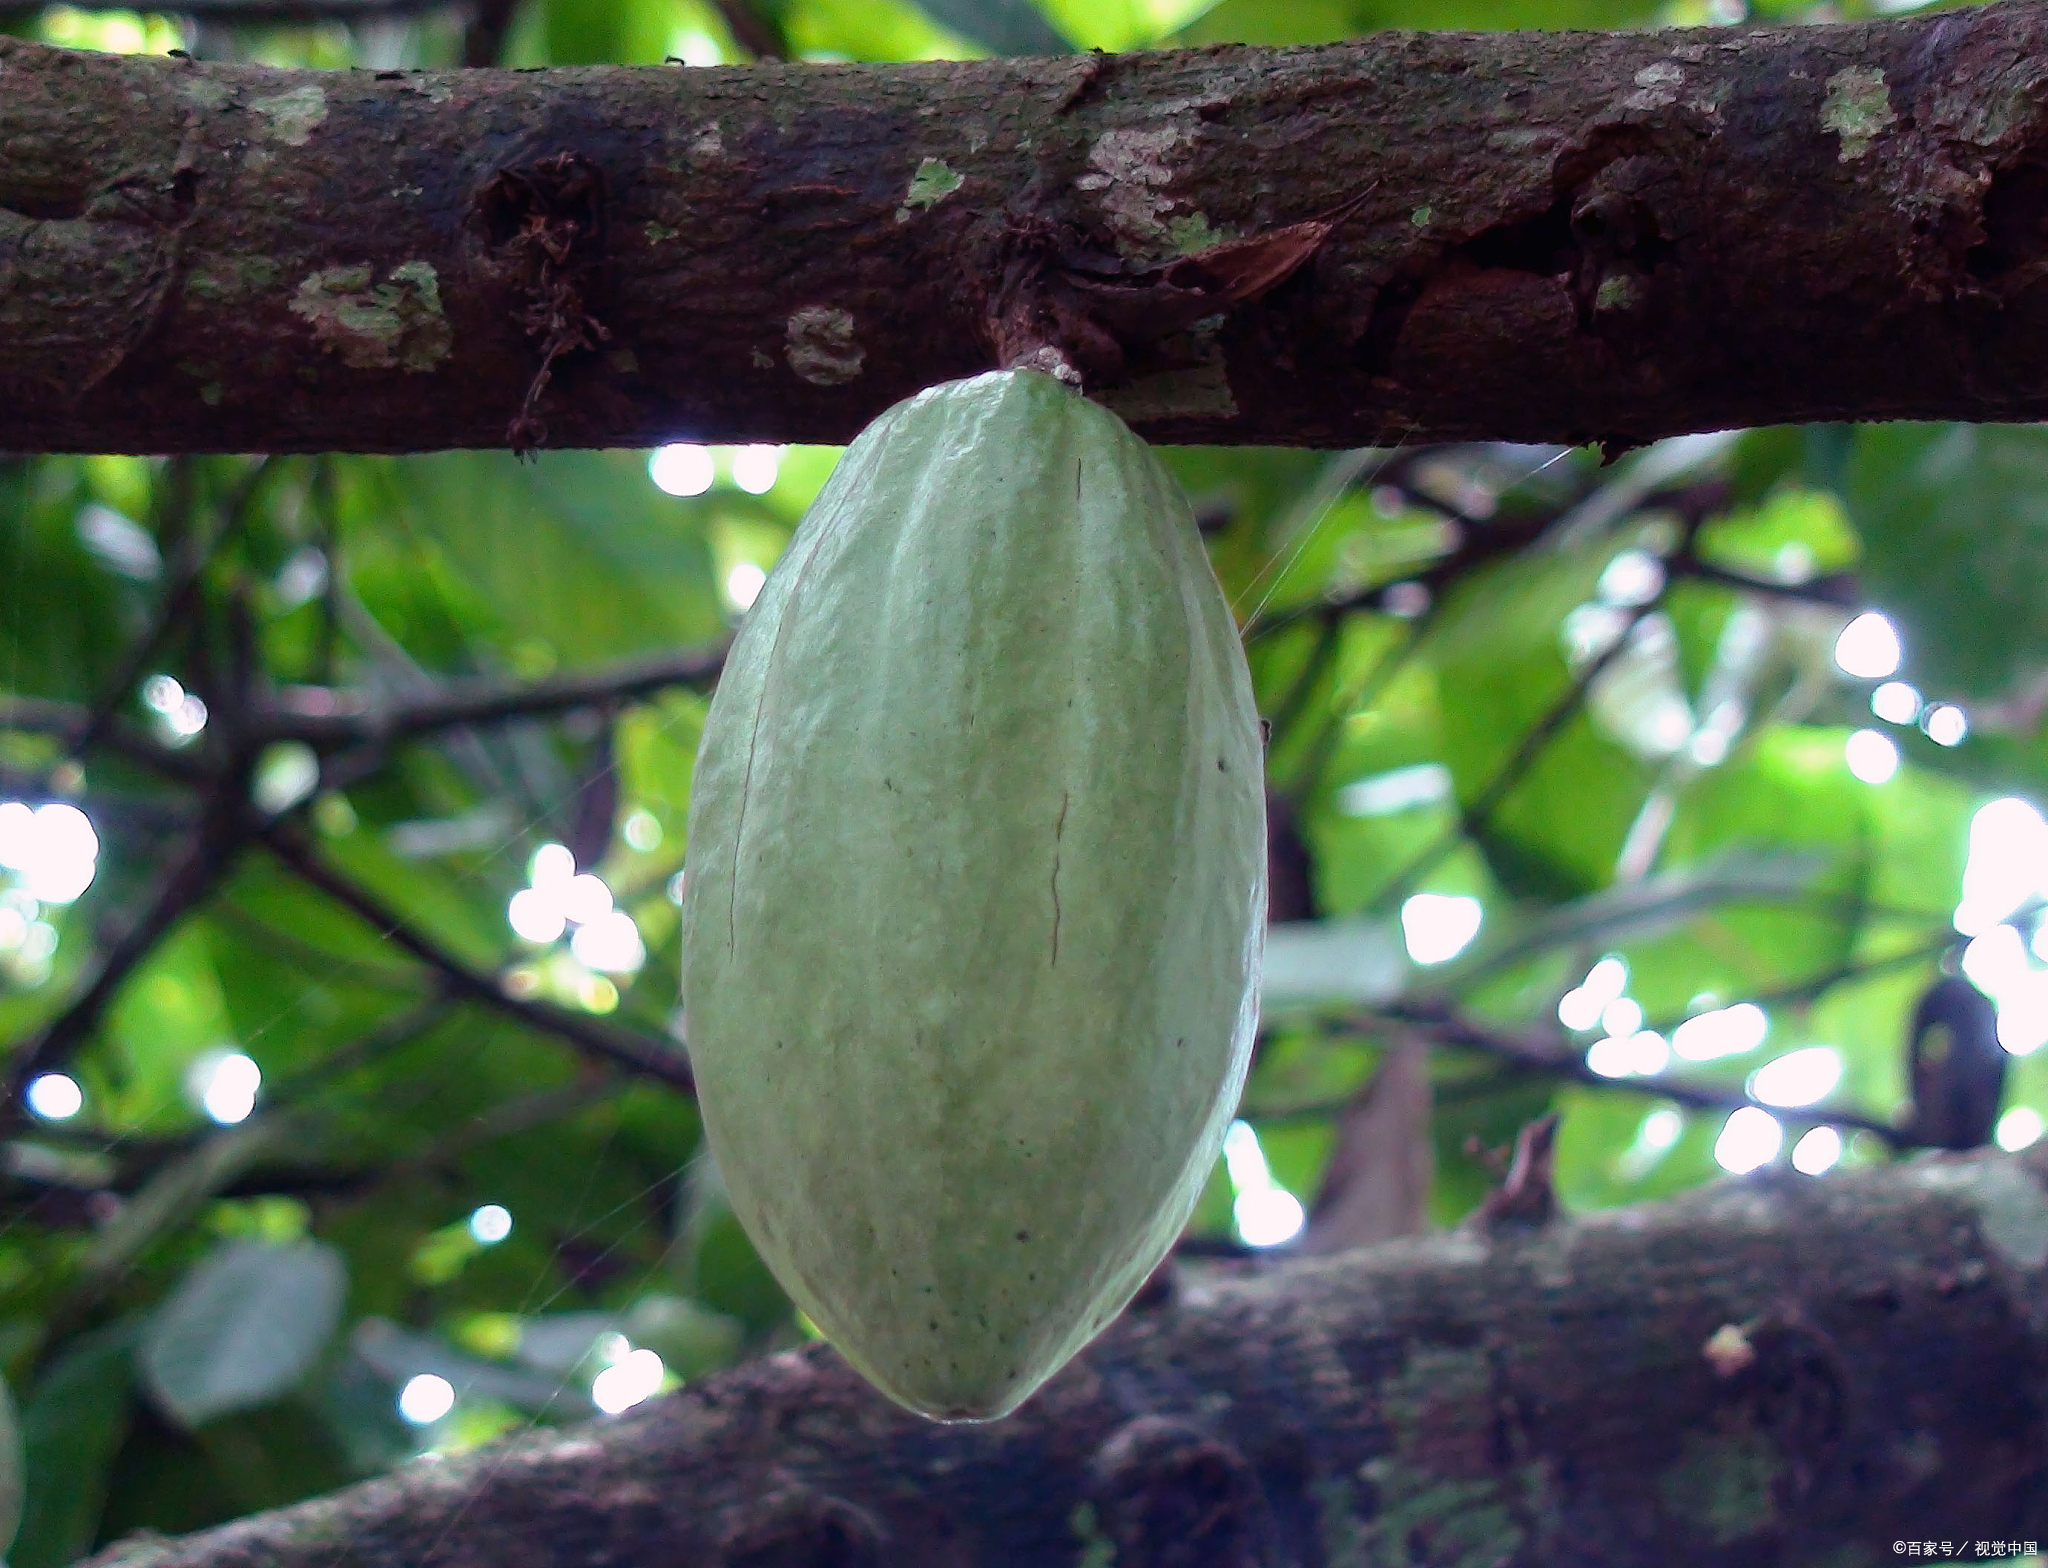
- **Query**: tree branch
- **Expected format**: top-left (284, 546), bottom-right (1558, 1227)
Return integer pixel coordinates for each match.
top-left (1670, 552), bottom-right (1861, 608)
top-left (263, 642), bottom-right (727, 750)
top-left (78, 1147), bottom-right (2048, 1567)
top-left (1354, 997), bottom-right (1914, 1147)
top-left (13, 5), bottom-right (2048, 452)
top-left (0, 696), bottom-right (211, 786)
top-left (257, 826), bottom-right (695, 1094)
top-left (1373, 598), bottom-right (1662, 909)
top-left (2, 801), bottom-right (254, 1124)
top-left (707, 0), bottom-right (784, 61)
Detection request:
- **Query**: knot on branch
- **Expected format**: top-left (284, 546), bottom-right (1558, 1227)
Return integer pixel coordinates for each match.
top-left (1090, 1415), bottom-right (1265, 1568)
top-left (474, 150), bottom-right (611, 455)
top-left (715, 1482), bottom-right (884, 1568)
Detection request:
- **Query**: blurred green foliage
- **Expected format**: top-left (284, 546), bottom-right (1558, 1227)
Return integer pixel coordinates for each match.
top-left (2, 0), bottom-right (2038, 1561)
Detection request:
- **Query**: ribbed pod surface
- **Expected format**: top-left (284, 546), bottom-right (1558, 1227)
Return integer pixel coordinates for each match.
top-left (681, 369), bottom-right (1265, 1419)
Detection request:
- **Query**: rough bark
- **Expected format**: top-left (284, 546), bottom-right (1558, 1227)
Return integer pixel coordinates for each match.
top-left (78, 1147), bottom-right (2048, 1568)
top-left (11, 3), bottom-right (2048, 454)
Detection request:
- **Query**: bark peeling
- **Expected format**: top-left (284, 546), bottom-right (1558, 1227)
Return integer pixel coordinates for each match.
top-left (11, 3), bottom-right (2048, 452)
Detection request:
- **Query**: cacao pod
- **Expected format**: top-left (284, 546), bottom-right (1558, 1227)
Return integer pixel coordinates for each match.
top-left (681, 368), bottom-right (1265, 1420)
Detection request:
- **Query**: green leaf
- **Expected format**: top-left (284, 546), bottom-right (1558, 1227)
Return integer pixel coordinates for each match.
top-left (1658, 727), bottom-right (1879, 996)
top-left (0, 459), bottom-right (134, 703)
top-left (537, 0), bottom-right (683, 62)
top-left (1553, 1089), bottom-right (1720, 1211)
top-left (14, 1322), bottom-right (135, 1568)
top-left (96, 922), bottom-right (239, 1134)
top-left (340, 452), bottom-right (724, 670)
top-left (781, 0), bottom-right (981, 59)
top-left (1847, 423), bottom-right (2048, 698)
top-left (138, 1240), bottom-right (347, 1431)
top-left (1693, 485), bottom-right (1859, 584)
top-left (0, 1373), bottom-right (21, 1563)
top-left (1428, 539), bottom-right (1650, 897)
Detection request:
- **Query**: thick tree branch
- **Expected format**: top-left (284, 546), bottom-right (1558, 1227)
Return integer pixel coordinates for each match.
top-left (12, 5), bottom-right (2048, 452)
top-left (78, 1147), bottom-right (2048, 1567)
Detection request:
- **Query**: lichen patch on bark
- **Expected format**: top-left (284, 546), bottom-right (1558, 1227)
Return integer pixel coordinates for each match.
top-left (1822, 66), bottom-right (1895, 160)
top-left (785, 306), bottom-right (864, 385)
top-left (1077, 124), bottom-right (1187, 251)
top-left (1624, 59), bottom-right (1685, 112)
top-left (179, 76), bottom-right (231, 112)
top-left (288, 261), bottom-right (452, 371)
top-left (249, 83), bottom-right (327, 146)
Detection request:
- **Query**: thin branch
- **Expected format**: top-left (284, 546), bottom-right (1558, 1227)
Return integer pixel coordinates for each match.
top-left (258, 826), bottom-right (696, 1095)
top-left (0, 778), bottom-right (193, 837)
top-left (263, 641), bottom-right (728, 750)
top-left (1262, 614), bottom-right (1341, 764)
top-left (1670, 553), bottom-right (1860, 609)
top-left (267, 994), bottom-right (457, 1101)
top-left (1646, 935), bottom-right (1957, 1034)
top-left (180, 1076), bottom-right (623, 1206)
top-left (460, 0), bottom-right (517, 67)
top-left (0, 997), bottom-right (456, 1224)
top-left (1372, 600), bottom-right (1661, 910)
top-left (69, 457), bottom-right (206, 762)
top-left (0, 696), bottom-right (210, 786)
top-left (708, 0), bottom-right (784, 59)
top-left (1354, 998), bottom-right (1914, 1148)
top-left (205, 894), bottom-right (433, 994)
top-left (2, 808), bottom-right (253, 1126)
top-left (1250, 499), bottom-right (1561, 643)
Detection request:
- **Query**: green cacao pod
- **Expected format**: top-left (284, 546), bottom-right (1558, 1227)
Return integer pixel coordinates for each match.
top-left (681, 368), bottom-right (1265, 1420)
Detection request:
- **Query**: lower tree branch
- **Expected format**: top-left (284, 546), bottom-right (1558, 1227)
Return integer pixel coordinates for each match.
top-left (13, 5), bottom-right (2048, 451)
top-left (78, 1147), bottom-right (2048, 1567)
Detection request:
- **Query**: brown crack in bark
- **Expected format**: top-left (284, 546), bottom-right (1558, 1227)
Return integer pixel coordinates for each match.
top-left (10, 4), bottom-right (2048, 452)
